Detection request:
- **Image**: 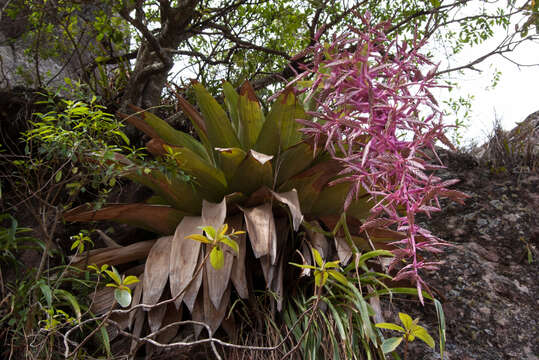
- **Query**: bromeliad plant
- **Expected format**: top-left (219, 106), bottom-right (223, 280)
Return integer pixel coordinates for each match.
top-left (63, 13), bottom-right (465, 348)
top-left (64, 79), bottom-right (396, 337)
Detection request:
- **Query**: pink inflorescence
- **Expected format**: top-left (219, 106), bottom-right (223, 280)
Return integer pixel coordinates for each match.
top-left (287, 12), bottom-right (468, 303)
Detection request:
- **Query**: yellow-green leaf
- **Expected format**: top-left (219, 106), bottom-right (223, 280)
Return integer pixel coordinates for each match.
top-left (222, 81), bottom-right (240, 131)
top-left (237, 81), bottom-right (264, 149)
top-left (411, 325), bottom-right (435, 348)
top-left (229, 150), bottom-right (273, 195)
top-left (220, 237), bottom-right (239, 254)
top-left (215, 147), bottom-right (246, 181)
top-left (375, 323), bottom-right (405, 332)
top-left (314, 270), bottom-right (328, 287)
top-left (399, 312), bottom-right (414, 330)
top-left (192, 81), bottom-right (241, 149)
top-left (312, 248), bottom-right (324, 267)
top-left (185, 234), bottom-right (211, 244)
top-left (381, 337), bottom-right (403, 354)
top-left (210, 246), bottom-right (225, 269)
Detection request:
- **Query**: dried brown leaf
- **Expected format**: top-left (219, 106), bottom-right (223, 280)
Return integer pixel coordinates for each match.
top-left (183, 249), bottom-right (204, 312)
top-left (73, 240), bottom-right (156, 268)
top-left (228, 215), bottom-right (248, 299)
top-left (143, 236), bottom-right (172, 306)
top-left (271, 189), bottom-right (304, 231)
top-left (203, 270), bottom-right (231, 334)
top-left (240, 203), bottom-right (277, 263)
top-left (169, 216), bottom-right (203, 309)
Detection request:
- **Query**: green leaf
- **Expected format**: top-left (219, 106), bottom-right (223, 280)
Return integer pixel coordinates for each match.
top-left (357, 250), bottom-right (395, 268)
top-left (229, 150), bottom-right (273, 195)
top-left (434, 298), bottom-right (446, 359)
top-left (123, 275), bottom-right (140, 286)
top-left (381, 337), bottom-right (403, 354)
top-left (39, 282), bottom-right (52, 308)
top-left (201, 226), bottom-right (217, 240)
top-left (411, 325), bottom-right (435, 348)
top-left (274, 142), bottom-right (315, 186)
top-left (399, 312), bottom-right (414, 330)
top-left (327, 270), bottom-right (348, 286)
top-left (114, 288), bottom-right (132, 308)
top-left (314, 270), bottom-right (328, 287)
top-left (54, 170), bottom-right (62, 183)
top-left (222, 81), bottom-right (240, 131)
top-left (105, 269), bottom-right (121, 285)
top-left (99, 326), bottom-right (112, 357)
top-left (54, 289), bottom-right (81, 321)
top-left (165, 145), bottom-right (227, 201)
top-left (312, 248), bottom-right (324, 267)
top-left (216, 147), bottom-right (246, 181)
top-left (192, 81), bottom-right (241, 149)
top-left (220, 236), bottom-right (239, 254)
top-left (185, 233), bottom-right (211, 244)
top-left (210, 246), bottom-right (225, 270)
top-left (237, 81), bottom-right (264, 149)
top-left (254, 88), bottom-right (305, 155)
top-left (123, 106), bottom-right (209, 162)
top-left (375, 323), bottom-right (405, 332)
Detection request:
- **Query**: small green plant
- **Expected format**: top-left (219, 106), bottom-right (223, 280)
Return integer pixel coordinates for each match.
top-left (70, 230), bottom-right (93, 254)
top-left (291, 248), bottom-right (348, 288)
top-left (88, 264), bottom-right (140, 307)
top-left (186, 224), bottom-right (242, 269)
top-left (376, 312), bottom-right (435, 357)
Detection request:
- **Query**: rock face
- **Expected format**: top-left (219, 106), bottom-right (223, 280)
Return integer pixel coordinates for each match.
top-left (381, 148), bottom-right (538, 360)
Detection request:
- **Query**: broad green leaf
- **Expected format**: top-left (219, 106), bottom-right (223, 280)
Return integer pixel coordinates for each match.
top-left (122, 105), bottom-right (210, 162)
top-left (166, 145), bottom-right (227, 201)
top-left (229, 150), bottom-right (273, 196)
top-left (254, 88), bottom-right (305, 155)
top-left (220, 237), bottom-right (239, 254)
top-left (222, 81), bottom-right (240, 131)
top-left (309, 182), bottom-right (370, 219)
top-left (411, 325), bottom-right (435, 348)
top-left (279, 159), bottom-right (342, 213)
top-left (237, 81), bottom-right (264, 149)
top-left (399, 313), bottom-right (414, 330)
top-left (210, 246), bottom-right (225, 269)
top-left (216, 147), bottom-right (246, 181)
top-left (375, 323), bottom-right (405, 332)
top-left (64, 203), bottom-right (187, 235)
top-left (192, 81), bottom-right (241, 149)
top-left (114, 288), bottom-right (132, 308)
top-left (381, 337), bottom-right (403, 354)
top-left (125, 164), bottom-right (202, 214)
top-left (274, 142), bottom-right (315, 186)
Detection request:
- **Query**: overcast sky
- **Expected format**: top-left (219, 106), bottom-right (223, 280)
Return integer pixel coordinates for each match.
top-left (433, 7), bottom-right (539, 147)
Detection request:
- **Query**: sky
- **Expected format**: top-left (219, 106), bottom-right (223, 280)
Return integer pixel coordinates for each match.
top-left (432, 6), bottom-right (539, 147)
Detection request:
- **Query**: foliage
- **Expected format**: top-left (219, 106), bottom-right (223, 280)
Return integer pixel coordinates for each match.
top-left (186, 224), bottom-right (242, 269)
top-left (287, 13), bottom-right (468, 303)
top-left (376, 313), bottom-right (435, 356)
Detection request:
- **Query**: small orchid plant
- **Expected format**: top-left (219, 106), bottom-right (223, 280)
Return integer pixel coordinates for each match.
top-left (286, 12), bottom-right (468, 302)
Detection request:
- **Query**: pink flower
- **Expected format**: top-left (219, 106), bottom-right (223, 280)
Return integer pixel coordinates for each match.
top-left (288, 12), bottom-right (468, 304)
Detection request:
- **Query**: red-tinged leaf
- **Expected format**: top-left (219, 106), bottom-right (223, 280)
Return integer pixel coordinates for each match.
top-left (238, 80), bottom-right (264, 149)
top-left (192, 81), bottom-right (241, 149)
top-left (64, 203), bottom-right (186, 235)
top-left (143, 236), bottom-right (172, 306)
top-left (169, 216), bottom-right (203, 309)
